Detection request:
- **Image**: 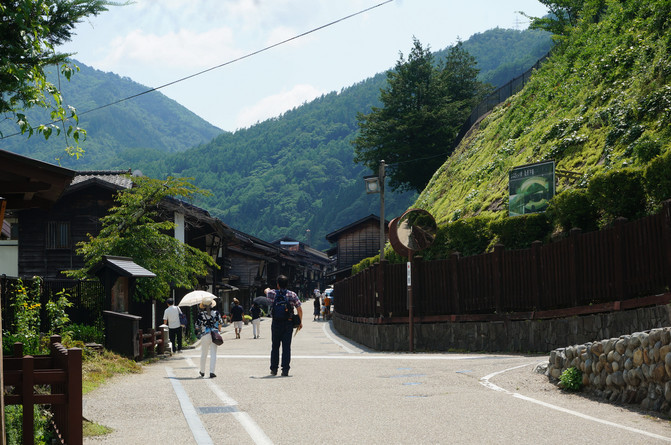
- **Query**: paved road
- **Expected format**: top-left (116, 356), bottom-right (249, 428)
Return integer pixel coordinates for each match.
top-left (83, 310), bottom-right (671, 444)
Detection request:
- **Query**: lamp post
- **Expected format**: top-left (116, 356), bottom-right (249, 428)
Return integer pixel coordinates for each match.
top-left (364, 160), bottom-right (386, 261)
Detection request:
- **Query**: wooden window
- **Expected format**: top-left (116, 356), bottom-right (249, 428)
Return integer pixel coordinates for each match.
top-left (46, 221), bottom-right (70, 249)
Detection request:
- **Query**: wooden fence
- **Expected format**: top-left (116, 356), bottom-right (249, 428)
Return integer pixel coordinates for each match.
top-left (3, 335), bottom-right (82, 445)
top-left (137, 328), bottom-right (166, 360)
top-left (335, 202), bottom-right (671, 321)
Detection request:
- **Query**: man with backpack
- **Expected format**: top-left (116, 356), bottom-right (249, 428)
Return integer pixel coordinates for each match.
top-left (265, 275), bottom-right (303, 376)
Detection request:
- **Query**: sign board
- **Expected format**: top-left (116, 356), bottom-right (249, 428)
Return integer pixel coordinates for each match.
top-left (407, 262), bottom-right (411, 286)
top-left (509, 160), bottom-right (555, 216)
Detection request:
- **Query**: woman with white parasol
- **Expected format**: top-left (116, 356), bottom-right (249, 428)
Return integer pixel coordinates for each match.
top-left (194, 295), bottom-right (223, 378)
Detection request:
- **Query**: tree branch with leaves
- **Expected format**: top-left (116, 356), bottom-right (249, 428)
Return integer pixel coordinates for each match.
top-left (67, 176), bottom-right (218, 302)
top-left (0, 0), bottom-right (121, 157)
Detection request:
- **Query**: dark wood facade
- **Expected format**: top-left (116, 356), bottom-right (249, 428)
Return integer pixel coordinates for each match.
top-left (325, 214), bottom-right (388, 282)
top-left (18, 175), bottom-right (128, 278)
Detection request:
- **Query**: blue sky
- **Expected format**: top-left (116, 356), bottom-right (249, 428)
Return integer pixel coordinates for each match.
top-left (59, 0), bottom-right (548, 132)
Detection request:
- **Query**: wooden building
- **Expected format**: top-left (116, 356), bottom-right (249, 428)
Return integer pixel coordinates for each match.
top-left (0, 149), bottom-right (75, 276)
top-left (325, 214), bottom-right (388, 283)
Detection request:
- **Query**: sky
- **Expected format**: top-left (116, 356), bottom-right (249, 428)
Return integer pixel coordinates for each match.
top-left (58, 0), bottom-right (549, 132)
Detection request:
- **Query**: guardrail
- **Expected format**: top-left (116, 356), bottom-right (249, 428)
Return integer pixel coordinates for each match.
top-left (3, 335), bottom-right (82, 445)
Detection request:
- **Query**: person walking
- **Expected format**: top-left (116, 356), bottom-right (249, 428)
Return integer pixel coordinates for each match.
top-left (195, 296), bottom-right (223, 378)
top-left (313, 295), bottom-right (321, 321)
top-left (265, 274), bottom-right (302, 376)
top-left (230, 298), bottom-right (244, 339)
top-left (250, 301), bottom-right (262, 339)
top-left (162, 298), bottom-right (183, 353)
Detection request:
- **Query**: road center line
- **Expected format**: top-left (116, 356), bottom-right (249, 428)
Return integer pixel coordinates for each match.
top-left (185, 357), bottom-right (274, 445)
top-left (165, 366), bottom-right (213, 445)
top-left (480, 363), bottom-right (671, 443)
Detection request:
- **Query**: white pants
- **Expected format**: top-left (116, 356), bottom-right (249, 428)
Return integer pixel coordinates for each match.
top-left (252, 318), bottom-right (260, 337)
top-left (199, 331), bottom-right (218, 374)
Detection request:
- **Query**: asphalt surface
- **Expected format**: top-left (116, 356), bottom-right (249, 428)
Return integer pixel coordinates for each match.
top-left (83, 305), bottom-right (671, 444)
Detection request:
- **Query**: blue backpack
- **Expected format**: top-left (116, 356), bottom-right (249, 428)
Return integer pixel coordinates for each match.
top-left (272, 289), bottom-right (291, 321)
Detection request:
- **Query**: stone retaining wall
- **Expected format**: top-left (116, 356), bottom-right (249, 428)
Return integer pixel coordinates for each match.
top-left (333, 304), bottom-right (671, 353)
top-left (548, 327), bottom-right (671, 414)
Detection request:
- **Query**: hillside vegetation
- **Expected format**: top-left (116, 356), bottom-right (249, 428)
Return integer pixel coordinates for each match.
top-left (0, 63), bottom-right (223, 168)
top-left (1, 27), bottom-right (552, 250)
top-left (417, 1), bottom-right (671, 228)
top-left (136, 28), bottom-right (552, 250)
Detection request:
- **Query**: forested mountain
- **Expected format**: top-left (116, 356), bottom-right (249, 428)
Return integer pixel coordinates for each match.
top-left (417, 1), bottom-right (671, 225)
top-left (1, 27), bottom-right (552, 250)
top-left (133, 28), bottom-right (553, 249)
top-left (0, 63), bottom-right (223, 168)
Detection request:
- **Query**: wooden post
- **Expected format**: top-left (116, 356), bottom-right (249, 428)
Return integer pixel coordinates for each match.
top-left (22, 355), bottom-right (35, 445)
top-left (613, 218), bottom-right (628, 301)
top-left (569, 228), bottom-right (582, 307)
top-left (662, 201), bottom-right (671, 291)
top-left (493, 244), bottom-right (504, 314)
top-left (66, 347), bottom-right (83, 445)
top-left (408, 251), bottom-right (414, 353)
top-left (450, 252), bottom-right (461, 315)
top-left (531, 241), bottom-right (542, 311)
top-left (137, 329), bottom-right (144, 361)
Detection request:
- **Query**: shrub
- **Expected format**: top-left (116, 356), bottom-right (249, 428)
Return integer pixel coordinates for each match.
top-left (644, 150), bottom-right (671, 205)
top-left (489, 213), bottom-right (551, 250)
top-left (547, 189), bottom-right (599, 233)
top-left (588, 168), bottom-right (646, 223)
top-left (559, 367), bottom-right (583, 391)
top-left (67, 323), bottom-right (105, 344)
top-left (443, 215), bottom-right (495, 256)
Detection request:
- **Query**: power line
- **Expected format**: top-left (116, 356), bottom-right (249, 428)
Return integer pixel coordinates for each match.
top-left (1, 0), bottom-right (394, 141)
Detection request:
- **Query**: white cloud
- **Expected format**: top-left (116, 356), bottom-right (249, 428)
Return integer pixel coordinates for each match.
top-left (235, 84), bottom-right (324, 129)
top-left (99, 27), bottom-right (239, 72)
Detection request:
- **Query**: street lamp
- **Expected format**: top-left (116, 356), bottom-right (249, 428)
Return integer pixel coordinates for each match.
top-left (363, 160), bottom-right (386, 261)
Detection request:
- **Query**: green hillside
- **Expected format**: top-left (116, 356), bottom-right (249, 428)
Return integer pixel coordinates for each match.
top-left (133, 28), bottom-right (553, 250)
top-left (0, 62), bottom-right (223, 168)
top-left (417, 1), bottom-right (671, 226)
top-left (0, 27), bottom-right (552, 250)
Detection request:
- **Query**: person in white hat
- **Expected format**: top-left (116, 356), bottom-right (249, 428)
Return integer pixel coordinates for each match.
top-left (195, 296), bottom-right (223, 378)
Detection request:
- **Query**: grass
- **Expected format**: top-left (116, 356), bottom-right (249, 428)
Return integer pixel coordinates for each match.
top-left (82, 349), bottom-right (143, 395)
top-left (83, 419), bottom-right (113, 436)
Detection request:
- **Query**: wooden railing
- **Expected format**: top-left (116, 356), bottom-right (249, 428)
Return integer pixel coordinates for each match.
top-left (335, 202), bottom-right (671, 321)
top-left (137, 328), bottom-right (166, 360)
top-left (3, 335), bottom-right (82, 445)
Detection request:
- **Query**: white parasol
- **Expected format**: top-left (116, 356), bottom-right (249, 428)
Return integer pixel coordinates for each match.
top-left (178, 290), bottom-right (217, 307)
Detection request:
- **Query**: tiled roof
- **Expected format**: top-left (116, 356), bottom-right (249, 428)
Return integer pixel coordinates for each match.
top-left (70, 170), bottom-right (133, 189)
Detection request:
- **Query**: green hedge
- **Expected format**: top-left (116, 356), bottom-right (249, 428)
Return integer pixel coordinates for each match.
top-left (489, 213), bottom-right (551, 249)
top-left (645, 150), bottom-right (671, 205)
top-left (587, 167), bottom-right (646, 223)
top-left (547, 188), bottom-right (599, 233)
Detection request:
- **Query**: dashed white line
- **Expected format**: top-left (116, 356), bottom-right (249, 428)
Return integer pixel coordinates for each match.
top-left (185, 357), bottom-right (274, 445)
top-left (480, 363), bottom-right (671, 443)
top-left (166, 366), bottom-right (214, 445)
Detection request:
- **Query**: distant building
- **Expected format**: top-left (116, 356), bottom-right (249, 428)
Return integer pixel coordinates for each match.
top-left (325, 214), bottom-right (388, 283)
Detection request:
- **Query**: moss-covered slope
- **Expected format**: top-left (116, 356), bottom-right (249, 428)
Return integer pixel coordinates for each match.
top-left (417, 1), bottom-right (671, 226)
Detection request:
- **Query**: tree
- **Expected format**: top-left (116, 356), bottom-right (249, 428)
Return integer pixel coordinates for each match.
top-left (353, 38), bottom-right (491, 193)
top-left (67, 175), bottom-right (218, 302)
top-left (522, 0), bottom-right (606, 37)
top-left (0, 0), bottom-right (115, 156)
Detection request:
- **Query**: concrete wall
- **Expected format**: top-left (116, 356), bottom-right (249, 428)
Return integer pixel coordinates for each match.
top-left (333, 304), bottom-right (671, 353)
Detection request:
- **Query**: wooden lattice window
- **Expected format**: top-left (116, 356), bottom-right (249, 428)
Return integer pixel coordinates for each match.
top-left (46, 221), bottom-right (71, 249)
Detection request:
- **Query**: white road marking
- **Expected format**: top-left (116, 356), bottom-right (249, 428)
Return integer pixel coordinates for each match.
top-left (185, 357), bottom-right (274, 445)
top-left (165, 366), bottom-right (214, 445)
top-left (480, 363), bottom-right (671, 443)
top-left (322, 322), bottom-right (358, 353)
